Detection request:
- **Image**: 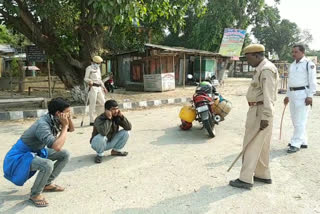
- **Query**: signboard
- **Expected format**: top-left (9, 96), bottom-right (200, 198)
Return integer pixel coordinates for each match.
top-left (144, 74), bottom-right (162, 91)
top-left (161, 73), bottom-right (175, 91)
top-left (144, 72), bottom-right (175, 92)
top-left (219, 28), bottom-right (246, 57)
top-left (26, 45), bottom-right (47, 62)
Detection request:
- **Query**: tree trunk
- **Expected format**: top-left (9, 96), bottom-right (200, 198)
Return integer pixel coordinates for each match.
top-left (18, 61), bottom-right (25, 93)
top-left (53, 57), bottom-right (84, 89)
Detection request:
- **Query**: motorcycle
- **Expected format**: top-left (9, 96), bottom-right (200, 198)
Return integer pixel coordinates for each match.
top-left (103, 75), bottom-right (115, 93)
top-left (193, 82), bottom-right (219, 137)
top-left (186, 73), bottom-right (219, 87)
top-left (179, 80), bottom-right (231, 138)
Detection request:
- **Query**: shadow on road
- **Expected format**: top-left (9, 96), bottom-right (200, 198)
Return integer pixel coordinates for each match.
top-left (150, 126), bottom-right (213, 146)
top-left (64, 154), bottom-right (116, 172)
top-left (206, 147), bottom-right (289, 170)
top-left (113, 185), bottom-right (246, 214)
top-left (0, 190), bottom-right (31, 213)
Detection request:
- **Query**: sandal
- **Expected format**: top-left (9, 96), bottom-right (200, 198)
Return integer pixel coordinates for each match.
top-left (111, 150), bottom-right (128, 156)
top-left (43, 184), bottom-right (65, 192)
top-left (95, 155), bottom-right (102, 163)
top-left (29, 197), bottom-right (49, 207)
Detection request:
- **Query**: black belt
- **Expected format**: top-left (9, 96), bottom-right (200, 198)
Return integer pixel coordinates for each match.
top-left (248, 101), bottom-right (264, 106)
top-left (92, 83), bottom-right (101, 87)
top-left (289, 86), bottom-right (309, 91)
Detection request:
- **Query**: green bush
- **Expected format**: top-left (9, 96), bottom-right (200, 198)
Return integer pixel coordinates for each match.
top-left (10, 58), bottom-right (21, 77)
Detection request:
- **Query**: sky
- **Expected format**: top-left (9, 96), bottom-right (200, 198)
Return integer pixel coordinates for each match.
top-left (265, 0), bottom-right (320, 50)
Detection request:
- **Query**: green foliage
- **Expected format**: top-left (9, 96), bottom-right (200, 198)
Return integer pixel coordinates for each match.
top-left (252, 5), bottom-right (313, 61)
top-left (102, 0), bottom-right (207, 52)
top-left (307, 50), bottom-right (320, 61)
top-left (163, 0), bottom-right (271, 52)
top-left (0, 0), bottom-right (206, 86)
top-left (1, 0), bottom-right (205, 55)
top-left (10, 58), bottom-right (21, 77)
top-left (0, 25), bottom-right (17, 44)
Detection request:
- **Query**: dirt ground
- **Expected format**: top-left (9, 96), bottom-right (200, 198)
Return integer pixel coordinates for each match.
top-left (0, 79), bottom-right (320, 213)
top-left (0, 78), bottom-right (250, 111)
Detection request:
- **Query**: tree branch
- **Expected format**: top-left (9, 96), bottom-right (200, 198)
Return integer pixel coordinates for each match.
top-left (0, 8), bottom-right (34, 42)
top-left (66, 53), bottom-right (84, 70)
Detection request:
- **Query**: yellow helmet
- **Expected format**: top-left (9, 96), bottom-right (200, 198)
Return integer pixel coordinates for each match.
top-left (92, 56), bottom-right (103, 63)
top-left (179, 106), bottom-right (196, 123)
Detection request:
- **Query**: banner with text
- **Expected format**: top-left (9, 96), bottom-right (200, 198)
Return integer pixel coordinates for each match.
top-left (219, 28), bottom-right (246, 57)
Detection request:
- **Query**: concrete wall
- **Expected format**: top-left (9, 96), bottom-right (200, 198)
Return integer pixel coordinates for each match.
top-left (0, 76), bottom-right (64, 90)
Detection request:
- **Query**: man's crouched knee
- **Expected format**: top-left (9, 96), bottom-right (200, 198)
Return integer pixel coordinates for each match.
top-left (60, 149), bottom-right (71, 162)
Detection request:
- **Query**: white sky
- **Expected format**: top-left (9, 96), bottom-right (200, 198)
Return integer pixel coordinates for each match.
top-left (265, 0), bottom-right (320, 50)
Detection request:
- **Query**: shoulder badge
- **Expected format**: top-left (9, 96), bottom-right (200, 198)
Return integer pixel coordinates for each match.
top-left (310, 65), bottom-right (315, 69)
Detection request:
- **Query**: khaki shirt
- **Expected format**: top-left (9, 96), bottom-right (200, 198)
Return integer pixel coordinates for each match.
top-left (246, 58), bottom-right (279, 120)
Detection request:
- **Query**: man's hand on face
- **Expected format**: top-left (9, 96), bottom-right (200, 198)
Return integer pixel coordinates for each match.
top-left (59, 113), bottom-right (69, 128)
top-left (66, 111), bottom-right (71, 120)
top-left (117, 110), bottom-right (124, 118)
top-left (105, 110), bottom-right (112, 119)
top-left (284, 97), bottom-right (289, 105)
top-left (305, 97), bottom-right (312, 106)
top-left (260, 120), bottom-right (269, 130)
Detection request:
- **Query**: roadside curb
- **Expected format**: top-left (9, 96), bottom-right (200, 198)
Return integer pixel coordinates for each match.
top-left (0, 97), bottom-right (192, 121)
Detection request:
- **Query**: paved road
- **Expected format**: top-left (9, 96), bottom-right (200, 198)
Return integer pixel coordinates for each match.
top-left (0, 94), bottom-right (320, 213)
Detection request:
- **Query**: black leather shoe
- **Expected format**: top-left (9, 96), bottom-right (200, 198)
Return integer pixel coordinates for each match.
top-left (95, 155), bottom-right (102, 163)
top-left (90, 122), bottom-right (94, 126)
top-left (229, 179), bottom-right (253, 189)
top-left (254, 176), bottom-right (272, 184)
top-left (288, 144), bottom-right (308, 149)
top-left (287, 146), bottom-right (300, 153)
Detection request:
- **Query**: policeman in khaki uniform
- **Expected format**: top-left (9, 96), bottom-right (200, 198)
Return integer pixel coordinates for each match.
top-left (230, 44), bottom-right (279, 189)
top-left (284, 44), bottom-right (317, 153)
top-left (84, 56), bottom-right (108, 126)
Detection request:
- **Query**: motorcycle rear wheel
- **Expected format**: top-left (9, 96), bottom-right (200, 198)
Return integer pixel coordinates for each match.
top-left (203, 118), bottom-right (215, 138)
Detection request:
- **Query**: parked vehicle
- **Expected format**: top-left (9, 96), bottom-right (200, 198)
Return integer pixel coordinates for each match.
top-left (186, 74), bottom-right (219, 87)
top-left (179, 81), bottom-right (232, 138)
top-left (103, 74), bottom-right (115, 93)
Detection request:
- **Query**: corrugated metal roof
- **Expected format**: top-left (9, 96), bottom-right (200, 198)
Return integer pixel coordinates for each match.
top-left (145, 43), bottom-right (222, 57)
top-left (112, 43), bottom-right (224, 57)
top-left (0, 44), bottom-right (16, 54)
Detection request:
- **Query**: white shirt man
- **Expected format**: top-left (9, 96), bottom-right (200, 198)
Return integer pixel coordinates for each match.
top-left (284, 45), bottom-right (317, 153)
top-left (84, 56), bottom-right (107, 125)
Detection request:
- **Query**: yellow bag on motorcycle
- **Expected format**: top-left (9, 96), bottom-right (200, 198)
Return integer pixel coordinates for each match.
top-left (211, 96), bottom-right (232, 118)
top-left (216, 100), bottom-right (232, 118)
top-left (179, 106), bottom-right (196, 123)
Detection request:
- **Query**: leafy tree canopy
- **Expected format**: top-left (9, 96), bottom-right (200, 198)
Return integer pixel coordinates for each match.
top-left (163, 0), bottom-right (280, 52)
top-left (0, 0), bottom-right (206, 87)
top-left (252, 5), bottom-right (313, 61)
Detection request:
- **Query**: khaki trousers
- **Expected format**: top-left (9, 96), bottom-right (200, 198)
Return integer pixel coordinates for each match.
top-left (89, 86), bottom-right (105, 123)
top-left (239, 105), bottom-right (273, 184)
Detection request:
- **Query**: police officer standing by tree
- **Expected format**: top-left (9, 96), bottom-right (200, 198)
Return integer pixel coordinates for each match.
top-left (84, 56), bottom-right (108, 126)
top-left (284, 44), bottom-right (317, 153)
top-left (229, 44), bottom-right (279, 189)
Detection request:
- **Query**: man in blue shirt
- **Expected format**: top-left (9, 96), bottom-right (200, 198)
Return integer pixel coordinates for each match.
top-left (3, 97), bottom-right (74, 207)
